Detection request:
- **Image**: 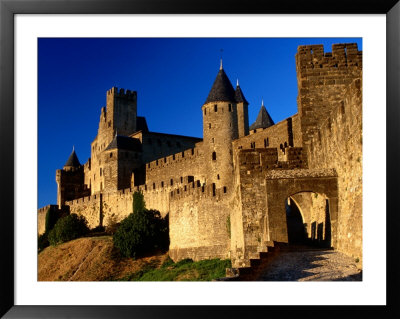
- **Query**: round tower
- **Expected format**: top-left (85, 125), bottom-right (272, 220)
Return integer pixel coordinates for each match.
top-left (202, 61), bottom-right (238, 189)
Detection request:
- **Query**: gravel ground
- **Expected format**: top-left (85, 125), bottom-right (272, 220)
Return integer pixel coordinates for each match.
top-left (257, 245), bottom-right (362, 281)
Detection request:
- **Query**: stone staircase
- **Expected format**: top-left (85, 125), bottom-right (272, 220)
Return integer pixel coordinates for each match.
top-left (217, 241), bottom-right (283, 281)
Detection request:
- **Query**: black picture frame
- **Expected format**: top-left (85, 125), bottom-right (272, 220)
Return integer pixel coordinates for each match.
top-left (1, 0), bottom-right (399, 318)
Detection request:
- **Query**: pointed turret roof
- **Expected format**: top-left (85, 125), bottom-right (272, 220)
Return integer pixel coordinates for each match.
top-left (249, 103), bottom-right (275, 130)
top-left (64, 147), bottom-right (81, 168)
top-left (234, 81), bottom-right (248, 104)
top-left (204, 67), bottom-right (236, 104)
top-left (104, 134), bottom-right (142, 152)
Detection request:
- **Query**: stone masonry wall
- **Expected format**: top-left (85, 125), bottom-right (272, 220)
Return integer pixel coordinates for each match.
top-left (233, 114), bottom-right (302, 161)
top-left (145, 143), bottom-right (206, 190)
top-left (169, 182), bottom-right (232, 262)
top-left (296, 43), bottom-right (362, 145)
top-left (307, 78), bottom-right (363, 264)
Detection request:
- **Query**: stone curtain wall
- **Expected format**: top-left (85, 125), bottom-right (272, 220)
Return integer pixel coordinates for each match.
top-left (66, 195), bottom-right (102, 228)
top-left (169, 183), bottom-right (231, 262)
top-left (138, 132), bottom-right (202, 164)
top-left (233, 114), bottom-right (302, 159)
top-left (307, 78), bottom-right (363, 263)
top-left (145, 144), bottom-right (206, 189)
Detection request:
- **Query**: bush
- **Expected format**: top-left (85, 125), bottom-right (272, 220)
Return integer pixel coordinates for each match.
top-left (113, 209), bottom-right (169, 259)
top-left (38, 232), bottom-right (49, 253)
top-left (45, 208), bottom-right (60, 233)
top-left (132, 190), bottom-right (146, 214)
top-left (48, 214), bottom-right (89, 246)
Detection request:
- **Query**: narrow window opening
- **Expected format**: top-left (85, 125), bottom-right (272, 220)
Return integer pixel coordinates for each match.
top-left (212, 183), bottom-right (216, 196)
top-left (217, 174), bottom-right (220, 180)
top-left (209, 123), bottom-right (211, 129)
top-left (153, 183), bottom-right (155, 190)
top-left (110, 152), bottom-right (113, 158)
top-left (212, 152), bottom-right (217, 161)
top-left (228, 104), bottom-right (232, 112)
top-left (180, 177), bottom-right (183, 183)
top-left (182, 151), bottom-right (185, 158)
top-left (170, 179), bottom-right (173, 186)
top-left (204, 109), bottom-right (206, 115)
top-left (173, 154), bottom-right (175, 160)
top-left (161, 181), bottom-right (164, 187)
top-left (223, 186), bottom-right (227, 193)
top-left (214, 105), bottom-right (218, 112)
top-left (100, 168), bottom-right (102, 176)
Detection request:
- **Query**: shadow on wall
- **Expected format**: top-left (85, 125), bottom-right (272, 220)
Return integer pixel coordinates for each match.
top-left (286, 195), bottom-right (332, 248)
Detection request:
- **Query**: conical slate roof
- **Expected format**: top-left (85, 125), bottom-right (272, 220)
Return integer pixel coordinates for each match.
top-left (249, 104), bottom-right (275, 130)
top-left (205, 68), bottom-right (236, 104)
top-left (104, 135), bottom-right (142, 152)
top-left (64, 149), bottom-right (81, 167)
top-left (235, 85), bottom-right (248, 104)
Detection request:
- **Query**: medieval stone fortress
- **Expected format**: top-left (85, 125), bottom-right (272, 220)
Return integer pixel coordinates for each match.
top-left (38, 43), bottom-right (362, 269)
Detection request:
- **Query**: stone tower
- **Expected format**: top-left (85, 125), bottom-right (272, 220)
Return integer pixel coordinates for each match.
top-left (202, 62), bottom-right (239, 189)
top-left (234, 79), bottom-right (249, 138)
top-left (89, 87), bottom-right (138, 194)
top-left (56, 147), bottom-right (89, 208)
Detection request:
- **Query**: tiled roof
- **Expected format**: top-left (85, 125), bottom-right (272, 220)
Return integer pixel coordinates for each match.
top-left (249, 105), bottom-right (275, 130)
top-left (234, 85), bottom-right (248, 104)
top-left (64, 149), bottom-right (81, 167)
top-left (104, 135), bottom-right (142, 152)
top-left (136, 116), bottom-right (149, 133)
top-left (205, 69), bottom-right (236, 104)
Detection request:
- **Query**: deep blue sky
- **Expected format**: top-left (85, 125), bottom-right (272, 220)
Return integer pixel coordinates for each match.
top-left (38, 38), bottom-right (362, 208)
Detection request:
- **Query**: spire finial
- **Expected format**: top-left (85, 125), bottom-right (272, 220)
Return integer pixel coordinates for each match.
top-left (72, 145), bottom-right (75, 152)
top-left (115, 129), bottom-right (118, 137)
top-left (220, 49), bottom-right (224, 70)
top-left (237, 78), bottom-right (239, 87)
top-left (262, 98), bottom-right (264, 107)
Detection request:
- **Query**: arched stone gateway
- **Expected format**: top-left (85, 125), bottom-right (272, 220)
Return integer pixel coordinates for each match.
top-left (287, 193), bottom-right (332, 247)
top-left (264, 169), bottom-right (338, 248)
top-left (230, 165), bottom-right (338, 268)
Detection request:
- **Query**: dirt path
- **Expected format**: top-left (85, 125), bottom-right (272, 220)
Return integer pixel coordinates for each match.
top-left (257, 245), bottom-right (362, 281)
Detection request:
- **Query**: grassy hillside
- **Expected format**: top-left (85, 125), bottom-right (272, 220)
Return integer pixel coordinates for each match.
top-left (38, 236), bottom-right (230, 281)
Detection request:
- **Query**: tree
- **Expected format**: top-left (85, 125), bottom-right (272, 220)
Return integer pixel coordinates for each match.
top-left (48, 214), bottom-right (89, 246)
top-left (132, 190), bottom-right (146, 214)
top-left (113, 209), bottom-right (169, 259)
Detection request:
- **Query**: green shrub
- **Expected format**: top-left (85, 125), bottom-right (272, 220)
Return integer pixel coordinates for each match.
top-left (113, 209), bottom-right (169, 259)
top-left (48, 214), bottom-right (89, 246)
top-left (132, 190), bottom-right (146, 214)
top-left (45, 208), bottom-right (60, 233)
top-left (38, 232), bottom-right (49, 253)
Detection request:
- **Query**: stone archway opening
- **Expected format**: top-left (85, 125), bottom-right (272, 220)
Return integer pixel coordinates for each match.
top-left (286, 192), bottom-right (332, 248)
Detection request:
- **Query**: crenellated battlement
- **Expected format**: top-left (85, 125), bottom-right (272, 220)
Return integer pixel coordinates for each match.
top-left (107, 87), bottom-right (137, 100)
top-left (169, 181), bottom-right (228, 202)
top-left (146, 147), bottom-right (198, 171)
top-left (296, 43), bottom-right (362, 71)
top-left (236, 147), bottom-right (307, 172)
